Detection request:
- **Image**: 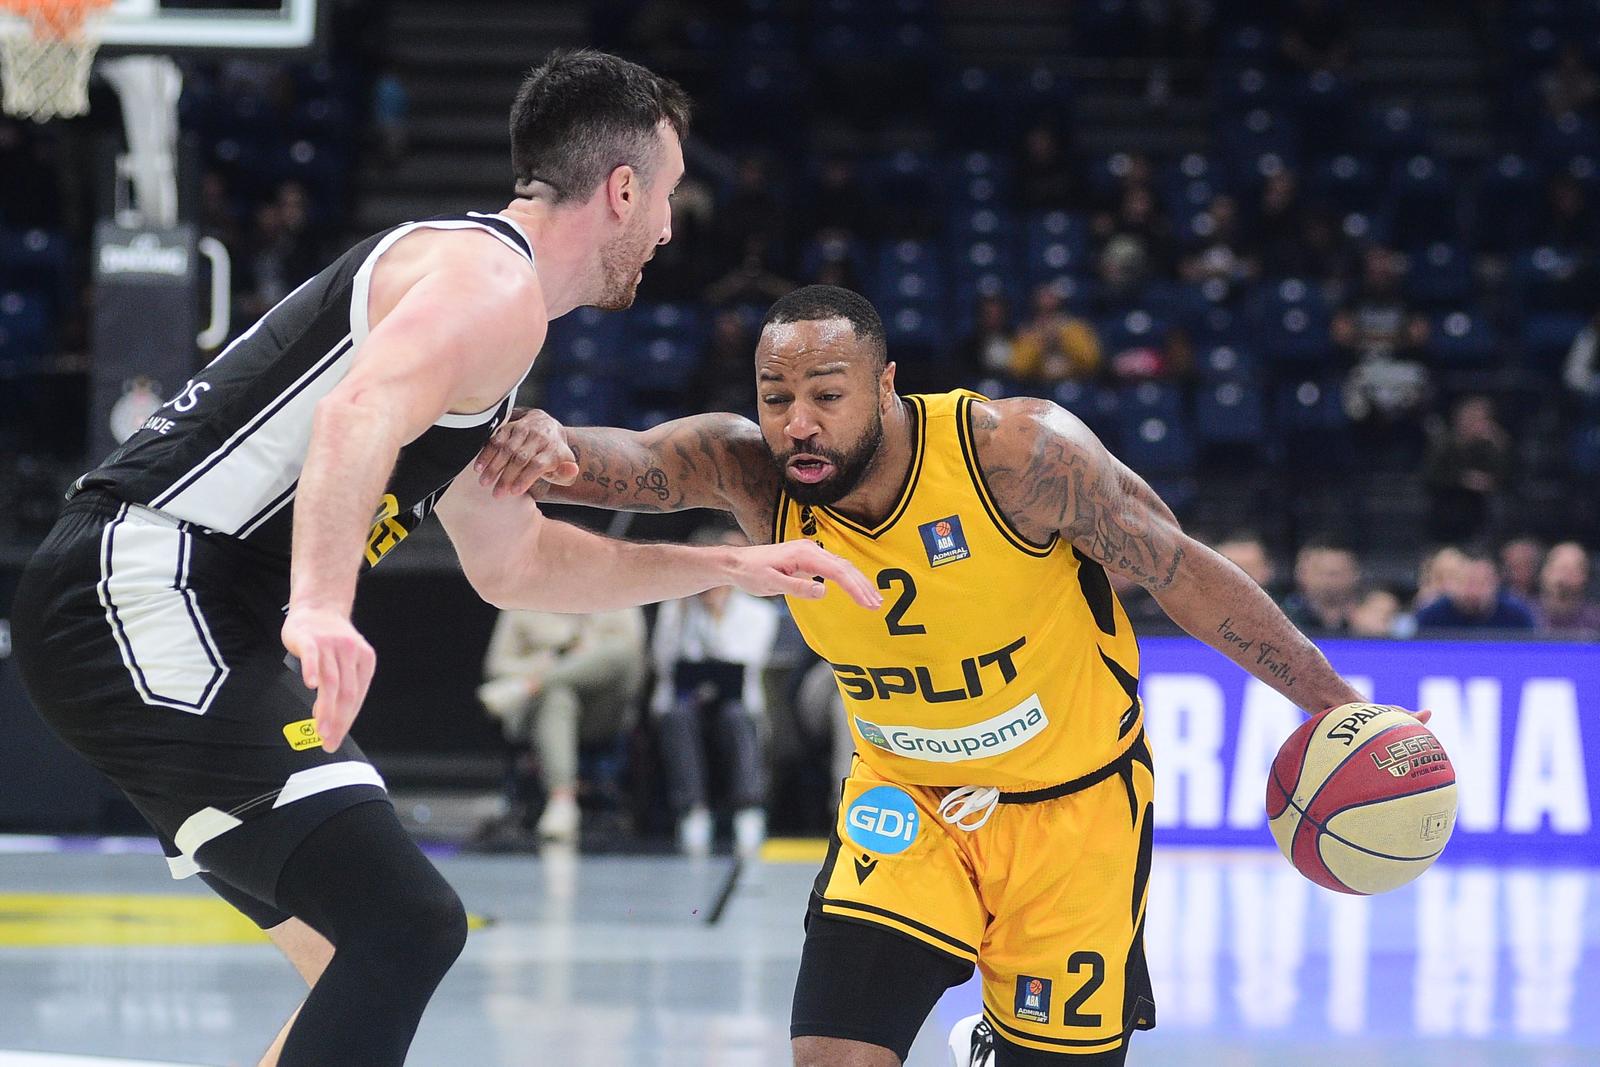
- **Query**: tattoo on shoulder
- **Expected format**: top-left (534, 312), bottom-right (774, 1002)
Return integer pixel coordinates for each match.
top-left (975, 402), bottom-right (1185, 591)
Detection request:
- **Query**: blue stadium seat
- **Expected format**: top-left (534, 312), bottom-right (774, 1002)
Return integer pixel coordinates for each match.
top-left (1219, 24), bottom-right (1277, 63)
top-left (1273, 382), bottom-right (1350, 435)
top-left (1308, 153), bottom-right (1378, 213)
top-left (1252, 279), bottom-right (1333, 367)
top-left (1116, 409), bottom-right (1198, 477)
top-left (1537, 111), bottom-right (1600, 164)
top-left (939, 65), bottom-right (1014, 148)
top-left (540, 374), bottom-right (622, 427)
top-left (1520, 312), bottom-right (1588, 374)
top-left (1471, 154), bottom-right (1541, 253)
top-left (1509, 246), bottom-right (1591, 315)
top-left (630, 337), bottom-right (701, 392)
top-left (628, 301), bottom-right (706, 346)
top-left (0, 228), bottom-right (70, 309)
top-left (1292, 70), bottom-right (1355, 150)
top-left (1573, 423), bottom-right (1600, 478)
top-left (882, 304), bottom-right (944, 348)
top-left (1197, 343), bottom-right (1261, 383)
top-left (1362, 104), bottom-right (1431, 163)
top-left (1406, 243), bottom-right (1473, 308)
top-left (1383, 156), bottom-right (1460, 246)
top-left (1196, 381), bottom-right (1267, 446)
top-left (1430, 311), bottom-right (1499, 368)
top-left (1098, 310), bottom-right (1171, 364)
top-left (624, 404), bottom-right (693, 433)
top-left (1215, 66), bottom-right (1277, 114)
top-left (1218, 108), bottom-right (1299, 166)
top-left (1118, 380), bottom-right (1185, 422)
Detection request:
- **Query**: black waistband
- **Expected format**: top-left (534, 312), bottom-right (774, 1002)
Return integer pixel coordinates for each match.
top-left (996, 729), bottom-right (1151, 805)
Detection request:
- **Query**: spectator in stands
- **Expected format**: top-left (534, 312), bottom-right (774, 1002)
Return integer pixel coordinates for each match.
top-left (1535, 174), bottom-right (1600, 251)
top-left (1012, 282), bottom-right (1102, 385)
top-left (477, 607), bottom-right (648, 843)
top-left (1349, 586), bottom-right (1413, 639)
top-left (1181, 194), bottom-right (1256, 291)
top-left (1248, 171), bottom-right (1312, 279)
top-left (1414, 545), bottom-right (1537, 630)
top-left (1542, 44), bottom-right (1599, 118)
top-left (1104, 184), bottom-right (1175, 277)
top-left (651, 526), bottom-right (780, 858)
top-left (1499, 535), bottom-right (1546, 604)
top-left (714, 154), bottom-right (785, 275)
top-left (1106, 319), bottom-right (1193, 383)
top-left (1281, 0), bottom-right (1351, 74)
top-left (1281, 538), bottom-right (1362, 633)
top-left (1214, 530), bottom-right (1278, 593)
top-left (1423, 394), bottom-right (1512, 543)
top-left (238, 182), bottom-right (326, 322)
top-left (1563, 310), bottom-right (1600, 401)
top-left (1414, 544), bottom-right (1465, 611)
top-left (1017, 123), bottom-right (1084, 212)
top-left (693, 309), bottom-right (758, 416)
top-left (806, 156), bottom-right (872, 238)
top-left (1535, 541), bottom-right (1600, 635)
top-left (1096, 232), bottom-right (1152, 311)
top-left (951, 293), bottom-right (1017, 382)
top-left (1334, 245), bottom-right (1432, 462)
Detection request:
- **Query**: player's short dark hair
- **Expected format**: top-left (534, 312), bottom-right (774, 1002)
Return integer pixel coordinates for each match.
top-left (510, 49), bottom-right (691, 204)
top-left (761, 285), bottom-right (888, 369)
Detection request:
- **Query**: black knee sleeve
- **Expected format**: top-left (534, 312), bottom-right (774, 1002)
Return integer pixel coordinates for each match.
top-left (792, 912), bottom-right (972, 1061)
top-left (269, 800), bottom-right (467, 1067)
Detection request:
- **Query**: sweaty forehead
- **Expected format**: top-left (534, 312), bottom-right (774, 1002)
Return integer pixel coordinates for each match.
top-left (756, 319), bottom-right (868, 378)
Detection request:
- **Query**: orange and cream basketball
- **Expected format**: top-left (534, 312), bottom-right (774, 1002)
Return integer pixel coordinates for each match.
top-left (1266, 703), bottom-right (1457, 895)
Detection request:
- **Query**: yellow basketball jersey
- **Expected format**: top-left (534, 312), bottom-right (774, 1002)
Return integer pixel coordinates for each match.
top-left (777, 390), bottom-right (1144, 791)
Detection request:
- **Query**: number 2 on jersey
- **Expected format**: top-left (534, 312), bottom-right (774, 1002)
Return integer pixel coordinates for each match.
top-left (876, 568), bottom-right (926, 636)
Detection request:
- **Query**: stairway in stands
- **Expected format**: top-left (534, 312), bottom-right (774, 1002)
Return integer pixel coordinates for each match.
top-left (352, 1), bottom-right (589, 233)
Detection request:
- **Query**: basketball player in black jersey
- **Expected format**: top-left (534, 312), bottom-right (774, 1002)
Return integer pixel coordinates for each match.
top-left (9, 52), bottom-right (877, 1067)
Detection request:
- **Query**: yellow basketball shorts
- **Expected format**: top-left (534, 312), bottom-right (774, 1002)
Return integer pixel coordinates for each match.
top-left (809, 733), bottom-right (1156, 1057)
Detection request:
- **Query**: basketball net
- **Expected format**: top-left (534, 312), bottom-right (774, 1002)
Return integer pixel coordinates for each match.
top-left (0, 0), bottom-right (115, 120)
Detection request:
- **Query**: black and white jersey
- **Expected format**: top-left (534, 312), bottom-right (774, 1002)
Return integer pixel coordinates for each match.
top-left (76, 212), bottom-right (536, 570)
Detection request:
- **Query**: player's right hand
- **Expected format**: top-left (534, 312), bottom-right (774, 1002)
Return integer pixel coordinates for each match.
top-left (281, 607), bottom-right (376, 752)
top-left (473, 407), bottom-right (578, 498)
top-left (727, 540), bottom-right (884, 609)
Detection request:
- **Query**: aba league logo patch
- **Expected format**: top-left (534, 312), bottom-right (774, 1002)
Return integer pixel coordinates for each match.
top-left (1015, 975), bottom-right (1052, 1023)
top-left (918, 514), bottom-right (971, 568)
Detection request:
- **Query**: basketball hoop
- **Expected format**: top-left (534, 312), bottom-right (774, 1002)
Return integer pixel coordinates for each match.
top-left (0, 0), bottom-right (115, 120)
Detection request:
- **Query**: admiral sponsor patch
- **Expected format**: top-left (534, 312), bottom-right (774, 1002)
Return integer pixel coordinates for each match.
top-left (918, 515), bottom-right (970, 567)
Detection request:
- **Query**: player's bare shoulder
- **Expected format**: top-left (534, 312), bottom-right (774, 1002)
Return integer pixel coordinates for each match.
top-left (965, 396), bottom-right (1098, 547)
top-left (655, 411), bottom-right (782, 543)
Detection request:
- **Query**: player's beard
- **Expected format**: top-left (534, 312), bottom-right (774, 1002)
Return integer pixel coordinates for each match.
top-left (594, 208), bottom-right (656, 310)
top-left (775, 413), bottom-right (884, 506)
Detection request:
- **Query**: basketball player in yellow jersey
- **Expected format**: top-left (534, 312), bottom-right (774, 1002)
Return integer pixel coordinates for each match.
top-left (477, 285), bottom-right (1391, 1066)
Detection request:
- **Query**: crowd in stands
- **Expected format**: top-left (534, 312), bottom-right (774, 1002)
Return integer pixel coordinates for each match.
top-left (5, 0), bottom-right (1600, 560)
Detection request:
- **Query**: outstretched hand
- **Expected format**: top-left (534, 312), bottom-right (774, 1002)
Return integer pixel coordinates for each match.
top-left (728, 540), bottom-right (883, 610)
top-left (473, 407), bottom-right (578, 498)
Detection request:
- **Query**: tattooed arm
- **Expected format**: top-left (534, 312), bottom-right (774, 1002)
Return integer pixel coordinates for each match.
top-left (474, 409), bottom-right (783, 544)
top-left (971, 398), bottom-right (1363, 714)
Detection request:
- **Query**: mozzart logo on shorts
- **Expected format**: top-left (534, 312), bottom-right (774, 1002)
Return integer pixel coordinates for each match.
top-left (855, 694), bottom-right (1049, 763)
top-left (845, 785), bottom-right (920, 855)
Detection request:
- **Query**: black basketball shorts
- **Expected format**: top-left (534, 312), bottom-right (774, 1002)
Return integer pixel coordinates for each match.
top-left (10, 490), bottom-right (390, 913)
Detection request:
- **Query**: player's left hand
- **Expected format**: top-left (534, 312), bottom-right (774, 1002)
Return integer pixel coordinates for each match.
top-left (281, 607), bottom-right (376, 752)
top-left (474, 407), bottom-right (578, 498)
top-left (727, 540), bottom-right (884, 609)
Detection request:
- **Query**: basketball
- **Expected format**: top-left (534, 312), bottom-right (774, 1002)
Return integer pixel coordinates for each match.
top-left (1266, 703), bottom-right (1457, 895)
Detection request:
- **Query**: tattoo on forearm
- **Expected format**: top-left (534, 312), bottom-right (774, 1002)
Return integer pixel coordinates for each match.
top-left (1216, 617), bottom-right (1297, 688)
top-left (635, 468), bottom-right (671, 500)
top-left (560, 418), bottom-right (779, 536)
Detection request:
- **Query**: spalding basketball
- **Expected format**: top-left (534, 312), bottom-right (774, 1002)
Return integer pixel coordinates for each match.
top-left (1266, 703), bottom-right (1457, 895)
